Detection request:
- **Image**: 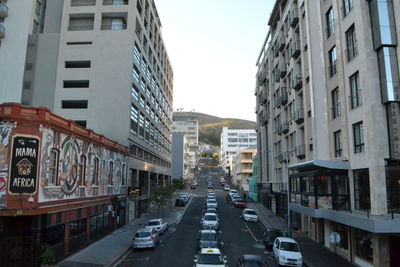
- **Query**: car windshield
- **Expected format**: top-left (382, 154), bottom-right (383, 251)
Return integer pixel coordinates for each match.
top-left (207, 209), bottom-right (217, 213)
top-left (208, 200), bottom-right (216, 204)
top-left (280, 242), bottom-right (300, 252)
top-left (135, 231), bottom-right (151, 237)
top-left (200, 233), bottom-right (217, 241)
top-left (245, 210), bottom-right (256, 215)
top-left (204, 215), bottom-right (217, 221)
top-left (235, 199), bottom-right (243, 202)
top-left (148, 221), bottom-right (160, 226)
top-left (197, 254), bottom-right (223, 264)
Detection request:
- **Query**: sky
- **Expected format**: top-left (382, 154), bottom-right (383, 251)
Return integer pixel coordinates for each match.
top-left (154, 0), bottom-right (274, 122)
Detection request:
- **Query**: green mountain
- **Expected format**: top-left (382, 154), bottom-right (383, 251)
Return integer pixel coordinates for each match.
top-left (173, 112), bottom-right (256, 147)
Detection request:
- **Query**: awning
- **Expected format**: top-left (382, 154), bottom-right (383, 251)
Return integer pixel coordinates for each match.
top-left (288, 160), bottom-right (349, 171)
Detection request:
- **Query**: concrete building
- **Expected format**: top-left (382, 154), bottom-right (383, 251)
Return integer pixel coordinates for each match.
top-left (248, 155), bottom-right (259, 202)
top-left (172, 133), bottom-right (190, 180)
top-left (0, 0), bottom-right (173, 221)
top-left (255, 0), bottom-right (400, 266)
top-left (220, 127), bottom-right (257, 175)
top-left (172, 118), bottom-right (199, 146)
top-left (231, 147), bottom-right (257, 192)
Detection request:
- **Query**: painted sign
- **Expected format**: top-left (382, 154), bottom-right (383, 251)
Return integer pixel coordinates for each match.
top-left (9, 136), bottom-right (39, 194)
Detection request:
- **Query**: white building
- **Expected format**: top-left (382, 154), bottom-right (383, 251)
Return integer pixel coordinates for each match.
top-left (231, 147), bottom-right (257, 192)
top-left (172, 119), bottom-right (199, 146)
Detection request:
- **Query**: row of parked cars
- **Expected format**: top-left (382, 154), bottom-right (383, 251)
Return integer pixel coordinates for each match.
top-left (132, 218), bottom-right (168, 250)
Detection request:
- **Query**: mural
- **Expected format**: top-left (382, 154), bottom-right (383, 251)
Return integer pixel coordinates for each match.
top-left (39, 127), bottom-right (127, 202)
top-left (0, 123), bottom-right (13, 208)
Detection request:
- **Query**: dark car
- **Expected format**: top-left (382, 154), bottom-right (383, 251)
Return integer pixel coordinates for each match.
top-left (263, 228), bottom-right (283, 251)
top-left (197, 229), bottom-right (220, 250)
top-left (175, 198), bottom-right (186, 207)
top-left (236, 254), bottom-right (267, 267)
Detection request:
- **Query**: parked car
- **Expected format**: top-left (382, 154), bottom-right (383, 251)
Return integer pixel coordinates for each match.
top-left (273, 237), bottom-right (303, 266)
top-left (206, 199), bottom-right (218, 209)
top-left (208, 184), bottom-right (214, 189)
top-left (146, 218), bottom-right (168, 234)
top-left (194, 248), bottom-right (227, 267)
top-left (190, 183), bottom-right (197, 189)
top-left (224, 185), bottom-right (230, 191)
top-left (205, 207), bottom-right (218, 215)
top-left (207, 192), bottom-right (216, 197)
top-left (175, 198), bottom-right (186, 207)
top-left (263, 228), bottom-right (283, 251)
top-left (132, 227), bottom-right (159, 250)
top-left (178, 192), bottom-right (190, 202)
top-left (233, 198), bottom-right (246, 208)
top-left (197, 229), bottom-right (220, 250)
top-left (236, 254), bottom-right (267, 267)
top-left (242, 209), bottom-right (258, 222)
top-left (229, 189), bottom-right (238, 198)
top-left (201, 213), bottom-right (220, 230)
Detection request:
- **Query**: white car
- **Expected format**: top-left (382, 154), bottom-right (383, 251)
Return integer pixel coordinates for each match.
top-left (206, 199), bottom-right (218, 209)
top-left (229, 189), bottom-right (238, 198)
top-left (223, 185), bottom-right (230, 191)
top-left (194, 248), bottom-right (227, 267)
top-left (146, 218), bottom-right (168, 234)
top-left (201, 213), bottom-right (219, 230)
top-left (242, 209), bottom-right (258, 222)
top-left (178, 192), bottom-right (190, 202)
top-left (273, 237), bottom-right (303, 266)
top-left (132, 227), bottom-right (160, 249)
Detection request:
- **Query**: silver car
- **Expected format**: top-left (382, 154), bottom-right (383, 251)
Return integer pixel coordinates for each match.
top-left (146, 218), bottom-right (168, 234)
top-left (201, 213), bottom-right (220, 230)
top-left (132, 227), bottom-right (160, 249)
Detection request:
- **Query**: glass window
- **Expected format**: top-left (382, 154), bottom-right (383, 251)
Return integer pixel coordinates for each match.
top-left (131, 83), bottom-right (139, 100)
top-left (334, 130), bottom-right (343, 158)
top-left (48, 149), bottom-right (59, 185)
top-left (326, 7), bottom-right (335, 38)
top-left (346, 24), bottom-right (357, 61)
top-left (350, 72), bottom-right (362, 109)
top-left (329, 46), bottom-right (337, 77)
top-left (334, 223), bottom-right (349, 250)
top-left (93, 158), bottom-right (99, 185)
top-left (355, 229), bottom-right (373, 262)
top-left (331, 87), bottom-right (340, 119)
top-left (130, 104), bottom-right (138, 134)
top-left (139, 113), bottom-right (144, 138)
top-left (386, 165), bottom-right (400, 213)
top-left (343, 0), bottom-right (353, 17)
top-left (353, 121), bottom-right (364, 153)
top-left (377, 47), bottom-right (400, 102)
top-left (108, 161), bottom-right (113, 185)
top-left (69, 218), bottom-right (87, 253)
top-left (316, 176), bottom-right (331, 195)
top-left (354, 169), bottom-right (371, 210)
top-left (79, 155), bottom-right (86, 186)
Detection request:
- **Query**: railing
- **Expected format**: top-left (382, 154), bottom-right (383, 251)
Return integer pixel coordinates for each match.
top-left (290, 40), bottom-right (301, 58)
top-left (280, 87), bottom-right (288, 105)
top-left (289, 8), bottom-right (299, 27)
top-left (278, 151), bottom-right (289, 163)
top-left (342, 1), bottom-right (353, 17)
top-left (71, 0), bottom-right (96, 6)
top-left (294, 108), bottom-right (304, 123)
top-left (280, 64), bottom-right (287, 78)
top-left (93, 186), bottom-right (100, 196)
top-left (103, 0), bottom-right (129, 5)
top-left (279, 36), bottom-right (286, 51)
top-left (295, 144), bottom-right (306, 158)
top-left (68, 25), bottom-right (94, 31)
top-left (330, 103), bottom-right (341, 119)
top-left (0, 3), bottom-right (8, 17)
top-left (329, 60), bottom-right (337, 77)
top-left (345, 41), bottom-right (358, 62)
top-left (348, 89), bottom-right (363, 109)
top-left (291, 74), bottom-right (302, 90)
top-left (280, 122), bottom-right (289, 134)
top-left (101, 23), bottom-right (127, 30)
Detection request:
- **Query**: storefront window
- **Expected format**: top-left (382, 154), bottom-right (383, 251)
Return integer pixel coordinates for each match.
top-left (69, 218), bottom-right (87, 253)
top-left (45, 224), bottom-right (65, 261)
top-left (386, 164), bottom-right (400, 213)
top-left (333, 223), bottom-right (349, 250)
top-left (301, 176), bottom-right (314, 194)
top-left (355, 229), bottom-right (373, 262)
top-left (316, 176), bottom-right (331, 195)
top-left (354, 169), bottom-right (371, 211)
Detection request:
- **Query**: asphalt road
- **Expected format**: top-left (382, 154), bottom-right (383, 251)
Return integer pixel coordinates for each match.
top-left (119, 166), bottom-right (279, 267)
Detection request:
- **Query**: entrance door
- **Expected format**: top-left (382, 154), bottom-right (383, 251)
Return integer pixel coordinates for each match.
top-left (390, 236), bottom-right (400, 267)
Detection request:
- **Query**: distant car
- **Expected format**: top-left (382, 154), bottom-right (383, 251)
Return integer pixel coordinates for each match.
top-left (242, 209), bottom-right (258, 222)
top-left (224, 185), bottom-right (230, 191)
top-left (273, 237), bottom-right (303, 267)
top-left (208, 185), bottom-right (214, 189)
top-left (206, 207), bottom-right (218, 215)
top-left (190, 183), bottom-right (197, 189)
top-left (175, 198), bottom-right (186, 207)
top-left (197, 229), bottom-right (220, 250)
top-left (206, 199), bottom-right (218, 209)
top-left (132, 227), bottom-right (159, 250)
top-left (146, 218), bottom-right (168, 234)
top-left (229, 189), bottom-right (238, 198)
top-left (234, 198), bottom-right (245, 208)
top-left (236, 254), bottom-right (267, 267)
top-left (263, 228), bottom-right (283, 251)
top-left (207, 192), bottom-right (216, 197)
top-left (194, 248), bottom-right (227, 267)
top-left (201, 213), bottom-right (220, 230)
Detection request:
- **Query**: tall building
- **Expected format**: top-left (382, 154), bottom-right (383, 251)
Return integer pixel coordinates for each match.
top-left (231, 147), bottom-right (257, 192)
top-left (255, 0), bottom-right (400, 266)
top-left (0, 0), bottom-right (174, 221)
top-left (172, 118), bottom-right (199, 146)
top-left (220, 127), bottom-right (257, 174)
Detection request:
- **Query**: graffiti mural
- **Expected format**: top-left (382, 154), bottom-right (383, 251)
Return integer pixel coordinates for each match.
top-left (0, 123), bottom-right (14, 208)
top-left (39, 127), bottom-right (127, 202)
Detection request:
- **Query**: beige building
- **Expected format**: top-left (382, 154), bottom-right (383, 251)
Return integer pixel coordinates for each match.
top-left (256, 0), bottom-right (400, 266)
top-left (0, 0), bottom-right (174, 219)
top-left (232, 147), bottom-right (257, 192)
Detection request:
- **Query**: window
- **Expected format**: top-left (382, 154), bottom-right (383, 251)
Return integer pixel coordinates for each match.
top-left (131, 84), bottom-right (139, 101)
top-left (79, 155), bottom-right (86, 186)
top-left (331, 87), bottom-right (340, 119)
top-left (343, 0), bottom-right (353, 16)
top-left (48, 149), bottom-right (59, 185)
top-left (108, 161), bottom-right (113, 185)
top-left (65, 61), bottom-right (91, 68)
top-left (354, 169), bottom-right (371, 210)
top-left (145, 119), bottom-right (150, 141)
top-left (328, 46), bottom-right (337, 77)
top-left (140, 95), bottom-right (145, 108)
top-left (355, 229), bottom-right (373, 262)
top-left (132, 65), bottom-right (140, 82)
top-left (334, 130), bottom-right (342, 157)
top-left (350, 72), bottom-right (362, 108)
top-left (345, 25), bottom-right (357, 61)
top-left (334, 223), bottom-right (349, 250)
top-left (139, 113), bottom-right (144, 138)
top-left (326, 7), bottom-right (335, 38)
top-left (353, 121), bottom-right (364, 153)
top-left (74, 121), bottom-right (87, 127)
top-left (63, 80), bottom-right (90, 88)
top-left (316, 176), bottom-right (331, 195)
top-left (130, 104), bottom-right (138, 134)
top-left (61, 100), bottom-right (88, 109)
top-left (93, 158), bottom-right (99, 185)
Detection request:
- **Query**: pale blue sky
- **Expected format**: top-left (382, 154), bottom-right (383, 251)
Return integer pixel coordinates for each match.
top-left (155, 0), bottom-right (274, 122)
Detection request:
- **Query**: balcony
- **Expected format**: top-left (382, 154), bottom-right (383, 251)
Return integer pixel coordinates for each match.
top-left (279, 36), bottom-right (285, 52)
top-left (0, 24), bottom-right (4, 39)
top-left (279, 64), bottom-right (287, 78)
top-left (294, 108), bottom-right (304, 123)
top-left (330, 103), bottom-right (341, 120)
top-left (280, 87), bottom-right (288, 106)
top-left (278, 152), bottom-right (289, 163)
top-left (295, 144), bottom-right (306, 158)
top-left (0, 3), bottom-right (8, 18)
top-left (68, 15), bottom-right (95, 31)
top-left (290, 40), bottom-right (301, 59)
top-left (289, 8), bottom-right (299, 28)
top-left (280, 122), bottom-right (289, 134)
top-left (291, 73), bottom-right (303, 90)
top-left (101, 23), bottom-right (127, 30)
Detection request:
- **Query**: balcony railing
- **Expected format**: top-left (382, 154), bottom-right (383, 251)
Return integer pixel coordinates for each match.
top-left (345, 41), bottom-right (358, 62)
top-left (280, 87), bottom-right (288, 106)
top-left (280, 122), bottom-right (289, 134)
top-left (295, 144), bottom-right (306, 158)
top-left (279, 64), bottom-right (287, 78)
top-left (279, 36), bottom-right (286, 52)
top-left (291, 74), bottom-right (303, 90)
top-left (0, 24), bottom-right (4, 39)
top-left (68, 25), bottom-right (94, 31)
top-left (348, 89), bottom-right (363, 109)
top-left (330, 103), bottom-right (341, 119)
top-left (101, 23), bottom-right (127, 30)
top-left (0, 3), bottom-right (8, 18)
top-left (329, 60), bottom-right (337, 77)
top-left (278, 151), bottom-right (289, 163)
top-left (290, 40), bottom-right (301, 59)
top-left (294, 108), bottom-right (304, 123)
top-left (289, 8), bottom-right (299, 28)
top-left (103, 0), bottom-right (129, 5)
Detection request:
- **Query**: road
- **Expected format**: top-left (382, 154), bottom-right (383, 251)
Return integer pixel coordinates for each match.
top-left (118, 166), bottom-right (278, 266)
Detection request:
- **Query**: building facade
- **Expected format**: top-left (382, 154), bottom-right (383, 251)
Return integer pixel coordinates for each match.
top-left (255, 0), bottom-right (400, 266)
top-left (0, 0), bottom-right (174, 222)
top-left (172, 133), bottom-right (190, 180)
top-left (172, 118), bottom-right (199, 146)
top-left (248, 155), bottom-right (259, 202)
top-left (231, 147), bottom-right (257, 192)
top-left (220, 127), bottom-right (257, 175)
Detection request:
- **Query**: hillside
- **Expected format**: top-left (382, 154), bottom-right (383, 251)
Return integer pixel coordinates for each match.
top-left (173, 112), bottom-right (256, 147)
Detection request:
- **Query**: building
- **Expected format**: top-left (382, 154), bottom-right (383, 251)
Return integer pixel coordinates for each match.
top-left (0, 103), bottom-right (128, 266)
top-left (172, 118), bottom-right (199, 146)
top-left (248, 155), bottom-right (259, 202)
top-left (0, 0), bottom-right (174, 222)
top-left (172, 133), bottom-right (190, 180)
top-left (220, 127), bottom-right (257, 174)
top-left (231, 147), bottom-right (257, 192)
top-left (255, 0), bottom-right (400, 266)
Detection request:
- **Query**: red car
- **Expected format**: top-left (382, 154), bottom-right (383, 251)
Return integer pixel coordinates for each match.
top-left (234, 198), bottom-right (246, 208)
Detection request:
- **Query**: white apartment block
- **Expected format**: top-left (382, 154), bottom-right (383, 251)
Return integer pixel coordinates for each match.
top-left (0, 0), bottom-right (174, 218)
top-left (220, 127), bottom-right (257, 173)
top-left (231, 147), bottom-right (257, 192)
top-left (256, 0), bottom-right (400, 266)
top-left (172, 118), bottom-right (199, 146)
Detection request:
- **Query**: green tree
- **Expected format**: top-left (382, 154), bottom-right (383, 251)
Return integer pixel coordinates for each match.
top-left (172, 178), bottom-right (186, 190)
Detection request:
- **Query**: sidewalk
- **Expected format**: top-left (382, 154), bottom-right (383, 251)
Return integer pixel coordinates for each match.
top-left (58, 199), bottom-right (190, 267)
top-left (246, 202), bottom-right (355, 267)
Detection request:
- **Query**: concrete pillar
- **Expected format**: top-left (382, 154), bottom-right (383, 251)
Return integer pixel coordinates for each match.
top-left (369, 159), bottom-right (388, 215)
top-left (372, 234), bottom-right (390, 267)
